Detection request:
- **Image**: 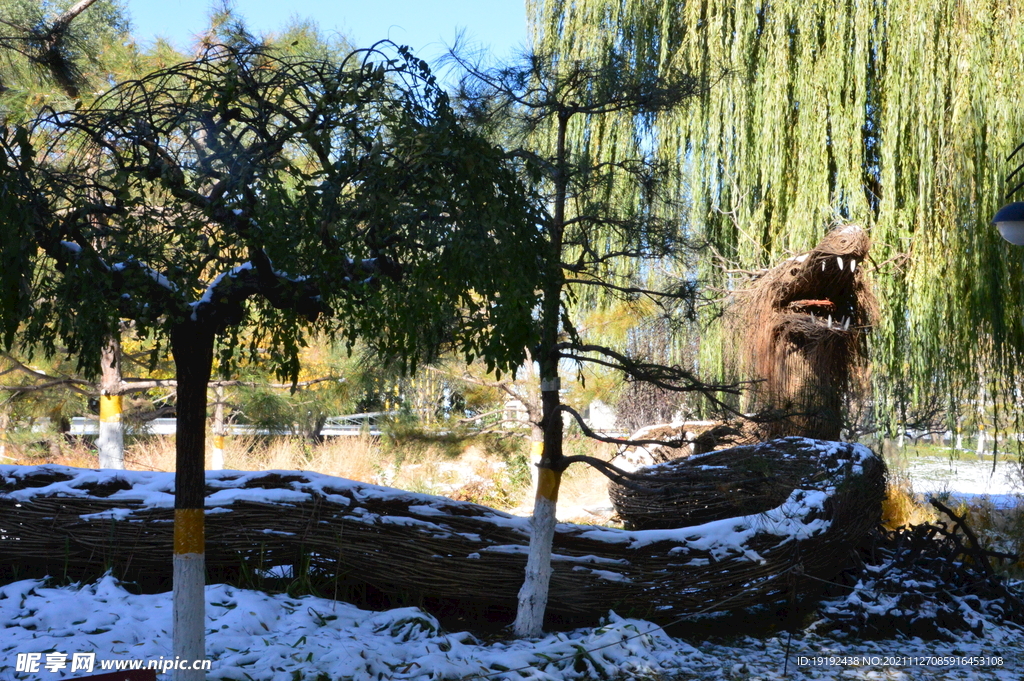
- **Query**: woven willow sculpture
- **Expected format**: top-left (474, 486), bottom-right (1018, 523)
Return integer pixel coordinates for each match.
top-left (1, 438), bottom-right (882, 623)
top-left (737, 224), bottom-right (877, 442)
top-left (614, 225), bottom-right (877, 472)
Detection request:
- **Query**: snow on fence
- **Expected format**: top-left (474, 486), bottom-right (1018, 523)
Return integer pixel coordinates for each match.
top-left (0, 438), bottom-right (883, 623)
top-left (611, 436), bottom-right (884, 531)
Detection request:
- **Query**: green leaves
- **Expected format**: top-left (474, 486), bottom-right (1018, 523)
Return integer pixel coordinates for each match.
top-left (534, 0), bottom-right (1024, 432)
top-left (0, 132), bottom-right (34, 348)
top-left (3, 43), bottom-right (544, 384)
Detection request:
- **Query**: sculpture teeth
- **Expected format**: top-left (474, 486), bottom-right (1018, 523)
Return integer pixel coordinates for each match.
top-left (849, 259), bottom-right (857, 272)
top-left (827, 315), bottom-right (833, 328)
top-left (843, 317), bottom-right (850, 331)
top-left (837, 256), bottom-right (844, 270)
top-left (822, 261), bottom-right (826, 272)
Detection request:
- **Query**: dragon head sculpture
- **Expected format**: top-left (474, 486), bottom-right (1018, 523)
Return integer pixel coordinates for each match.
top-left (739, 224), bottom-right (876, 441)
top-left (611, 224), bottom-right (876, 472)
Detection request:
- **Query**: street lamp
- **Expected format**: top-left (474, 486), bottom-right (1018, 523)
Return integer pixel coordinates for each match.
top-left (993, 142), bottom-right (1024, 244)
top-left (993, 202), bottom-right (1024, 245)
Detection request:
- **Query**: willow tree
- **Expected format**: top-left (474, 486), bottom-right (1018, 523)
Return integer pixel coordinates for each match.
top-left (529, 0), bottom-right (1024, 436)
top-left (0, 44), bottom-right (542, 677)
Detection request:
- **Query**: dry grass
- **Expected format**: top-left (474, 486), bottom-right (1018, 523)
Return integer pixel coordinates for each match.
top-left (3, 429), bottom-right (622, 519)
top-left (3, 430), bottom-right (97, 469)
top-left (123, 434), bottom-right (176, 472)
top-left (879, 458), bottom-right (1024, 577)
top-left (880, 469), bottom-right (938, 529)
top-left (554, 439), bottom-right (618, 524)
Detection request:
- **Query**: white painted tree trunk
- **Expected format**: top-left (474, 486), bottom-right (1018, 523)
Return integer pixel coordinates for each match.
top-left (173, 553), bottom-right (205, 681)
top-left (977, 428), bottom-right (986, 459)
top-left (97, 396), bottom-right (124, 469)
top-left (513, 455), bottom-right (559, 638)
top-left (97, 335), bottom-right (124, 469)
top-left (174, 509), bottom-right (205, 681)
top-left (211, 386), bottom-right (226, 470)
top-left (0, 408), bottom-right (9, 461)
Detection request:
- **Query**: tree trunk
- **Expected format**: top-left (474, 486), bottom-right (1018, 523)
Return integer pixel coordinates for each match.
top-left (0, 407), bottom-right (9, 461)
top-left (514, 110), bottom-right (570, 638)
top-left (170, 323), bottom-right (214, 681)
top-left (514, 272), bottom-right (565, 636)
top-left (514, 375), bottom-right (564, 637)
top-left (211, 385), bottom-right (225, 470)
top-left (97, 334), bottom-right (124, 469)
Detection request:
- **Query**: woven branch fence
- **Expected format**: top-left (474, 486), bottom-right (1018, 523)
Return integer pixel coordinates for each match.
top-left (1, 438), bottom-right (882, 621)
top-left (611, 437), bottom-right (884, 529)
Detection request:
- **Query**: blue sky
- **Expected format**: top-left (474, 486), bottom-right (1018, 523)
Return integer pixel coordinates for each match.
top-left (127, 1), bottom-right (529, 63)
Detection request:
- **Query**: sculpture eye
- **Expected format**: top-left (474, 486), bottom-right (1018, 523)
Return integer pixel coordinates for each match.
top-left (790, 268), bottom-right (798, 276)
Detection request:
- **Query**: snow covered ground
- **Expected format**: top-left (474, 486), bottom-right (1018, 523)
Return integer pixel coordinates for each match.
top-left (902, 453), bottom-right (1021, 508)
top-left (1, 574), bottom-right (1022, 681)
top-left (2, 453), bottom-right (1023, 680)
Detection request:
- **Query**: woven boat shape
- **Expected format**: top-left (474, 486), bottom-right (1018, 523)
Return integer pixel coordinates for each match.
top-left (0, 438), bottom-right (882, 621)
top-left (610, 437), bottom-right (884, 529)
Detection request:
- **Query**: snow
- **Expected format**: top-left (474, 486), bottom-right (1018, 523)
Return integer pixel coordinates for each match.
top-left (4, 444), bottom-right (1023, 679)
top-left (0, 575), bottom-right (1021, 680)
top-left (903, 454), bottom-right (1021, 508)
top-left (0, 465), bottom-right (528, 537)
top-left (187, 259), bottom-right (312, 321)
top-left (110, 259), bottom-right (178, 291)
top-left (574, 486), bottom-right (831, 559)
top-left (190, 262), bottom-right (255, 320)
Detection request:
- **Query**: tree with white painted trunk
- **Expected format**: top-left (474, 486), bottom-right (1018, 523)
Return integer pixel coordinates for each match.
top-left (96, 334), bottom-right (124, 468)
top-left (450, 51), bottom-right (746, 637)
top-left (0, 43), bottom-right (542, 678)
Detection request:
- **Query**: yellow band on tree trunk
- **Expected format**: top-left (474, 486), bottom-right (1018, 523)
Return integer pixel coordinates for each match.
top-left (99, 395), bottom-right (122, 423)
top-left (537, 467), bottom-right (560, 501)
top-left (213, 434), bottom-right (225, 449)
top-left (174, 508), bottom-right (205, 555)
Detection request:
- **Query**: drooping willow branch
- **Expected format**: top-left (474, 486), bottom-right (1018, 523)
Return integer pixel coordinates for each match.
top-left (531, 0), bottom-right (1024, 439)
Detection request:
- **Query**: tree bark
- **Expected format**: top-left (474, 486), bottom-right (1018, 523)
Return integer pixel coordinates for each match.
top-left (514, 376), bottom-right (564, 637)
top-left (0, 407), bottom-right (9, 461)
top-left (170, 323), bottom-right (214, 681)
top-left (211, 385), bottom-right (225, 470)
top-left (97, 334), bottom-right (124, 469)
top-left (513, 109), bottom-right (570, 638)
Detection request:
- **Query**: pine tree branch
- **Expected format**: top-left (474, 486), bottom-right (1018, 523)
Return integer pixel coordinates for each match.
top-left (47, 0), bottom-right (102, 39)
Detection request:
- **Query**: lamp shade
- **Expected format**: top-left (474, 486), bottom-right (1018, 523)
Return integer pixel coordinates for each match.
top-left (993, 202), bottom-right (1024, 245)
